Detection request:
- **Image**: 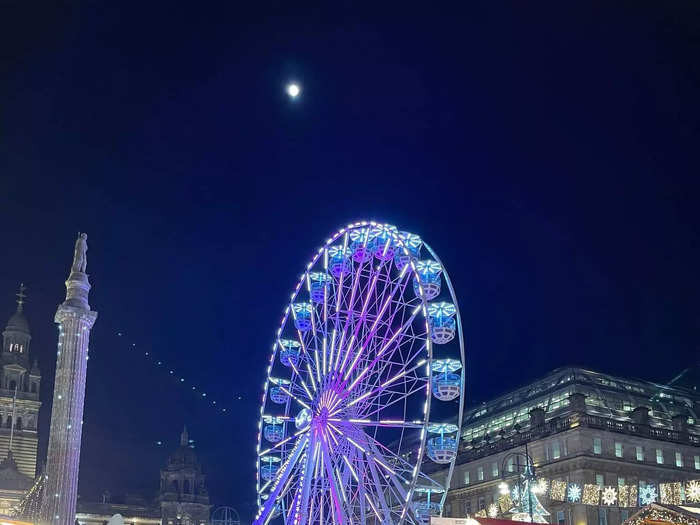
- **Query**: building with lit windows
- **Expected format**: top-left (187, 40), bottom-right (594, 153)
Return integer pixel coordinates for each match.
top-left (441, 367), bottom-right (700, 525)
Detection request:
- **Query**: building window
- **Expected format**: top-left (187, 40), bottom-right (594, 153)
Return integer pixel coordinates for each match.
top-left (615, 442), bottom-right (623, 458)
top-left (507, 457), bottom-right (515, 472)
top-left (598, 507), bottom-right (607, 525)
top-left (563, 439), bottom-right (568, 456)
top-left (621, 510), bottom-right (629, 522)
top-left (593, 437), bottom-right (602, 455)
top-left (478, 496), bottom-right (485, 510)
top-left (478, 467), bottom-right (484, 481)
top-left (656, 449), bottom-right (664, 464)
top-left (553, 441), bottom-right (561, 460)
top-left (675, 452), bottom-right (683, 468)
top-left (464, 470), bottom-right (470, 485)
top-left (557, 510), bottom-right (565, 525)
top-left (492, 462), bottom-right (499, 478)
top-left (636, 446), bottom-right (644, 461)
top-left (618, 477), bottom-right (625, 488)
top-left (695, 455), bottom-right (700, 470)
top-left (464, 500), bottom-right (472, 515)
top-left (596, 474), bottom-right (604, 488)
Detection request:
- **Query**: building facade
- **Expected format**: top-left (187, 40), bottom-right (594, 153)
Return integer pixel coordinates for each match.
top-left (441, 367), bottom-right (700, 525)
top-left (0, 286), bottom-right (41, 481)
top-left (158, 427), bottom-right (211, 525)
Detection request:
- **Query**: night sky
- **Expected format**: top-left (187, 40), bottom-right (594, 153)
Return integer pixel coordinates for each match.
top-left (1, 2), bottom-right (699, 521)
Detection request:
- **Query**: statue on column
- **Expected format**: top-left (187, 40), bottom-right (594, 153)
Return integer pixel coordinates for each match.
top-left (71, 233), bottom-right (88, 273)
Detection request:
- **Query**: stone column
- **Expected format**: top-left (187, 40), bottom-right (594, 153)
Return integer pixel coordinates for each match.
top-left (40, 235), bottom-right (98, 525)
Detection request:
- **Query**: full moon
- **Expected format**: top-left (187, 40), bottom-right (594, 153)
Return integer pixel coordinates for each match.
top-left (286, 82), bottom-right (301, 99)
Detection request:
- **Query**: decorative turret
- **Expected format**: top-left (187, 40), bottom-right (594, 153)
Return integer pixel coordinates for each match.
top-left (2, 284), bottom-right (31, 364)
top-left (159, 427), bottom-right (211, 525)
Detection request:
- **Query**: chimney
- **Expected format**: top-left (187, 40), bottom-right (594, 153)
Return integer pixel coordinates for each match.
top-left (671, 414), bottom-right (688, 433)
top-left (569, 392), bottom-right (587, 413)
top-left (631, 406), bottom-right (650, 425)
top-left (529, 407), bottom-right (546, 427)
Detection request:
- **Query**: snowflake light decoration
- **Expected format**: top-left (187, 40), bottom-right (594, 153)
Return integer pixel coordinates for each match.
top-left (687, 480), bottom-right (700, 503)
top-left (533, 478), bottom-right (549, 495)
top-left (488, 503), bottom-right (499, 518)
top-left (602, 486), bottom-right (617, 506)
top-left (639, 484), bottom-right (657, 505)
top-left (568, 483), bottom-right (582, 503)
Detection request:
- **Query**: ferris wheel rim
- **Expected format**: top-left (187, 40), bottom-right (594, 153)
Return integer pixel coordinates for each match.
top-left (255, 221), bottom-right (464, 525)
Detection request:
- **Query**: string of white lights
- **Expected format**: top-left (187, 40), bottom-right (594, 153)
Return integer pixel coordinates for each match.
top-left (115, 331), bottom-right (244, 417)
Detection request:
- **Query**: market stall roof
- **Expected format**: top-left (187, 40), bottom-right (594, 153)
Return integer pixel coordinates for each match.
top-left (623, 503), bottom-right (700, 525)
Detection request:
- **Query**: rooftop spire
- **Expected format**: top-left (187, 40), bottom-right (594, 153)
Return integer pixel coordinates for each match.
top-left (180, 426), bottom-right (189, 447)
top-left (15, 284), bottom-right (26, 313)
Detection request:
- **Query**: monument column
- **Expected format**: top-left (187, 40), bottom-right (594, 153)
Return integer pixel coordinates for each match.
top-left (40, 233), bottom-right (98, 525)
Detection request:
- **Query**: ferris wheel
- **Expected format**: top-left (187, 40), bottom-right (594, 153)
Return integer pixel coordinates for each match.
top-left (254, 221), bottom-right (465, 525)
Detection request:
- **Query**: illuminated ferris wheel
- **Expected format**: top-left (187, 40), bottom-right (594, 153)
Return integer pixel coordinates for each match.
top-left (254, 221), bottom-right (465, 525)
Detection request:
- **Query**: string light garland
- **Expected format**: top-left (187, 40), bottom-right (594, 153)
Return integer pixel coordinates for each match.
top-left (582, 484), bottom-right (600, 505)
top-left (498, 494), bottom-right (513, 513)
top-left (550, 480), bottom-right (567, 501)
top-left (659, 482), bottom-right (682, 505)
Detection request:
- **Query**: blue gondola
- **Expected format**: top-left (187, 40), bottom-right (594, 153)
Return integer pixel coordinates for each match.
top-left (413, 260), bottom-right (442, 300)
top-left (328, 246), bottom-right (351, 278)
top-left (279, 339), bottom-right (301, 367)
top-left (394, 232), bottom-right (422, 270)
top-left (292, 303), bottom-right (312, 332)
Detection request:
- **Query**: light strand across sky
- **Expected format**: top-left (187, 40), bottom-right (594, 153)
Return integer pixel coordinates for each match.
top-left (114, 331), bottom-right (244, 422)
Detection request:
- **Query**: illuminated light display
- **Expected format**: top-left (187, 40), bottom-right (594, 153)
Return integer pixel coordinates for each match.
top-left (601, 486), bottom-right (617, 506)
top-left (253, 222), bottom-right (465, 525)
top-left (498, 494), bottom-right (513, 513)
top-left (487, 503), bottom-right (499, 518)
top-left (687, 480), bottom-right (700, 503)
top-left (659, 482), bottom-right (682, 505)
top-left (639, 484), bottom-right (658, 505)
top-left (567, 483), bottom-right (582, 503)
top-left (550, 480), bottom-right (566, 501)
top-left (582, 484), bottom-right (600, 505)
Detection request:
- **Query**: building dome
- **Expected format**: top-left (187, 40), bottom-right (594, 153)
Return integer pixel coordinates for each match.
top-left (5, 309), bottom-right (29, 334)
top-left (167, 445), bottom-right (200, 469)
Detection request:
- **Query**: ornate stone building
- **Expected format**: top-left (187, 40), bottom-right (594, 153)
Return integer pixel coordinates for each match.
top-left (439, 367), bottom-right (700, 525)
top-left (71, 427), bottom-right (211, 525)
top-left (158, 427), bottom-right (211, 525)
top-left (0, 286), bottom-right (41, 481)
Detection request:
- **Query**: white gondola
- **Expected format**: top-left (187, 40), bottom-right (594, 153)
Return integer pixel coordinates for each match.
top-left (432, 359), bottom-right (462, 401)
top-left (349, 228), bottom-right (373, 262)
top-left (262, 416), bottom-right (285, 443)
top-left (426, 423), bottom-right (459, 464)
top-left (328, 246), bottom-right (351, 278)
top-left (308, 272), bottom-right (332, 303)
top-left (268, 378), bottom-right (290, 404)
top-left (414, 260), bottom-right (442, 300)
top-left (428, 302), bottom-right (457, 344)
top-left (370, 225), bottom-right (398, 260)
top-left (394, 231), bottom-right (423, 270)
top-left (260, 457), bottom-right (281, 481)
top-left (278, 339), bottom-right (300, 367)
top-left (292, 303), bottom-right (312, 332)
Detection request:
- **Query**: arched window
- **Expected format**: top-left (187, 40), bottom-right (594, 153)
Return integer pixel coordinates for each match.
top-left (31, 383), bottom-right (37, 393)
top-left (184, 480), bottom-right (190, 494)
top-left (171, 480), bottom-right (179, 493)
top-left (5, 416), bottom-right (11, 429)
top-left (9, 380), bottom-right (16, 391)
top-left (16, 418), bottom-right (22, 431)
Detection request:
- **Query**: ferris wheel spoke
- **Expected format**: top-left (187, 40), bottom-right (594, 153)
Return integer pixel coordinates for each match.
top-left (319, 432), bottom-right (348, 525)
top-left (254, 434), bottom-right (309, 525)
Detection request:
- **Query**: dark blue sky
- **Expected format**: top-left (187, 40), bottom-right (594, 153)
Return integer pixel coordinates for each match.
top-left (1, 1), bottom-right (699, 520)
